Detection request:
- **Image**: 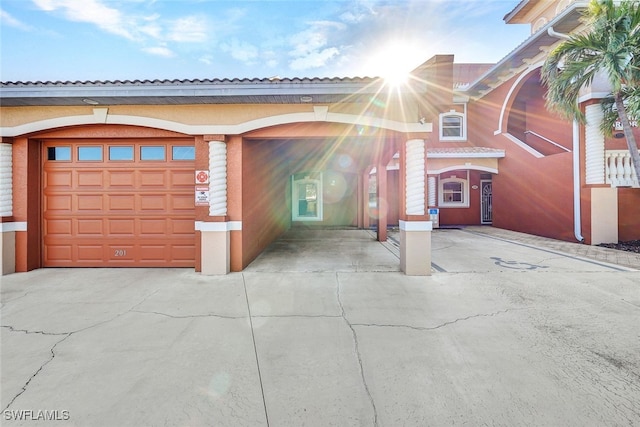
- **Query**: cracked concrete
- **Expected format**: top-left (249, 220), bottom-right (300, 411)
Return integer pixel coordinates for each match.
top-left (336, 273), bottom-right (379, 427)
top-left (1, 229), bottom-right (639, 426)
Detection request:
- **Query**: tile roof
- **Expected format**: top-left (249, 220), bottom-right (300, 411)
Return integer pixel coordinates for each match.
top-left (0, 76), bottom-right (377, 87)
top-left (0, 76), bottom-right (395, 107)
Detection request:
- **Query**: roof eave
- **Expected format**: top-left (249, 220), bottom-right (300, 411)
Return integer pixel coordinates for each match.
top-left (0, 77), bottom-right (410, 107)
top-left (463, 2), bottom-right (589, 98)
top-left (503, 0), bottom-right (531, 24)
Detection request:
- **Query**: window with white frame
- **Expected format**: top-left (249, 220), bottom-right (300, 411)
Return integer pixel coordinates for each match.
top-left (292, 173), bottom-right (323, 221)
top-left (439, 111), bottom-right (466, 141)
top-left (439, 177), bottom-right (469, 207)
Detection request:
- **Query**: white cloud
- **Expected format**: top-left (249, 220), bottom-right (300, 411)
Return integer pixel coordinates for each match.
top-left (220, 39), bottom-right (258, 64)
top-left (167, 15), bottom-right (208, 43)
top-left (199, 54), bottom-right (213, 65)
top-left (32, 0), bottom-right (134, 39)
top-left (289, 47), bottom-right (339, 71)
top-left (287, 21), bottom-right (345, 71)
top-left (1, 8), bottom-right (33, 30)
top-left (142, 46), bottom-right (175, 57)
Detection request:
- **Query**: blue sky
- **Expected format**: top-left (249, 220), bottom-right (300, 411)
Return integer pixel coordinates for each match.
top-left (0, 0), bottom-right (530, 82)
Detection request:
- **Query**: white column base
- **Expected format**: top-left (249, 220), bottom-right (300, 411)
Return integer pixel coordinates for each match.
top-left (1, 231), bottom-right (16, 276)
top-left (590, 188), bottom-right (618, 245)
top-left (0, 222), bottom-right (23, 276)
top-left (196, 221), bottom-right (241, 275)
top-left (399, 220), bottom-right (432, 276)
top-left (201, 230), bottom-right (230, 275)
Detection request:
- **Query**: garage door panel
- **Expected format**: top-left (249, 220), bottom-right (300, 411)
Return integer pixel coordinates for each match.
top-left (140, 194), bottom-right (167, 211)
top-left (171, 245), bottom-right (196, 261)
top-left (77, 170), bottom-right (104, 187)
top-left (77, 219), bottom-right (104, 235)
top-left (108, 244), bottom-right (135, 262)
top-left (77, 245), bottom-right (105, 262)
top-left (170, 170), bottom-right (195, 186)
top-left (170, 194), bottom-right (195, 210)
top-left (46, 194), bottom-right (72, 211)
top-left (140, 219), bottom-right (168, 235)
top-left (45, 171), bottom-right (72, 188)
top-left (108, 195), bottom-right (136, 211)
top-left (44, 141), bottom-right (195, 267)
top-left (108, 171), bottom-right (136, 188)
top-left (139, 245), bottom-right (167, 261)
top-left (45, 219), bottom-right (73, 236)
top-left (140, 171), bottom-right (167, 187)
top-left (171, 219), bottom-right (195, 235)
top-left (78, 194), bottom-right (104, 211)
top-left (108, 219), bottom-right (136, 235)
top-left (45, 245), bottom-right (73, 261)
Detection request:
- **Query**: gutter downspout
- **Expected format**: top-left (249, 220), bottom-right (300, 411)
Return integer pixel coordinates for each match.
top-left (548, 26), bottom-right (584, 242)
top-left (573, 119), bottom-right (585, 242)
top-left (548, 27), bottom-right (571, 40)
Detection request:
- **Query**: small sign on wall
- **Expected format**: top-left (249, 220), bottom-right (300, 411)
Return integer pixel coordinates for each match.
top-left (195, 186), bottom-right (210, 206)
top-left (195, 170), bottom-right (209, 184)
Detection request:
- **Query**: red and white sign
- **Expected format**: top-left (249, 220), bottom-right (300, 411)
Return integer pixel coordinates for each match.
top-left (195, 170), bottom-right (209, 184)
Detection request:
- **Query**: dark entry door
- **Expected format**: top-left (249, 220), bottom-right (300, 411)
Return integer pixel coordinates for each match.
top-left (481, 180), bottom-right (492, 224)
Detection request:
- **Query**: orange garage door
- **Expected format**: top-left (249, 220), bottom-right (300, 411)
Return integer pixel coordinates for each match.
top-left (43, 140), bottom-right (196, 267)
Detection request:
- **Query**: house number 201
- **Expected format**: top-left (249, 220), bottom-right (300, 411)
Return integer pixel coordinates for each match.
top-left (114, 249), bottom-right (127, 257)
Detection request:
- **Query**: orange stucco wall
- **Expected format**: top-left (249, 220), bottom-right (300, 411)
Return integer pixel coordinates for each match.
top-left (240, 139), bottom-right (291, 269)
top-left (468, 70), bottom-right (576, 242)
top-left (438, 170), bottom-right (485, 226)
top-left (618, 188), bottom-right (640, 241)
top-left (493, 151), bottom-right (574, 241)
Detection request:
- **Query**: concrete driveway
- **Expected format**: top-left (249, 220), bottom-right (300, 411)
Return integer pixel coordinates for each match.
top-left (2, 229), bottom-right (639, 426)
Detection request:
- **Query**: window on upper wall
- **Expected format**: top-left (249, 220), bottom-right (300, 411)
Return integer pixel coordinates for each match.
top-left (439, 177), bottom-right (469, 207)
top-left (439, 111), bottom-right (466, 141)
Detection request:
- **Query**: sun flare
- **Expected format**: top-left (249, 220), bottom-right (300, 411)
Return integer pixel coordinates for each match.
top-left (366, 41), bottom-right (417, 86)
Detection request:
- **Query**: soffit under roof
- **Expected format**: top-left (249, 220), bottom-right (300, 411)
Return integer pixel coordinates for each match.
top-left (0, 76), bottom-right (420, 107)
top-left (464, 1), bottom-right (588, 98)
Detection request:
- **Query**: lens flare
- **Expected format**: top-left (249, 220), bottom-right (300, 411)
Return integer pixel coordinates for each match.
top-left (324, 171), bottom-right (348, 204)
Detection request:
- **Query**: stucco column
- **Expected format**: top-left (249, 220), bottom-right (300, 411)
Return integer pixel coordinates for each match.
top-left (200, 139), bottom-right (230, 275)
top-left (0, 142), bottom-right (16, 275)
top-left (376, 162), bottom-right (387, 242)
top-left (362, 170), bottom-right (371, 229)
top-left (400, 139), bottom-right (432, 275)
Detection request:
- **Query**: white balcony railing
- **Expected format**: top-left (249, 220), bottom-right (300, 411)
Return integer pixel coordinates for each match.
top-left (605, 150), bottom-right (639, 188)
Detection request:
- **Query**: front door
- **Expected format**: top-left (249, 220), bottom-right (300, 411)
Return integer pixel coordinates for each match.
top-left (481, 180), bottom-right (492, 224)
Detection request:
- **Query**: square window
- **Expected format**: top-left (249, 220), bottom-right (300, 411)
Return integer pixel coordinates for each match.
top-left (439, 178), bottom-right (469, 207)
top-left (109, 146), bottom-right (134, 161)
top-left (442, 182), bottom-right (463, 202)
top-left (141, 146), bottom-right (165, 161)
top-left (47, 147), bottom-right (71, 161)
top-left (172, 146), bottom-right (195, 160)
top-left (439, 112), bottom-right (466, 140)
top-left (78, 146), bottom-right (103, 161)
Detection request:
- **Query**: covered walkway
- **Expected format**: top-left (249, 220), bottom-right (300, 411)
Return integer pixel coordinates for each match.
top-left (245, 228), bottom-right (400, 273)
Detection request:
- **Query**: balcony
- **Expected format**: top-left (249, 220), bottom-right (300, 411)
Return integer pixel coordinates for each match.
top-left (605, 150), bottom-right (639, 188)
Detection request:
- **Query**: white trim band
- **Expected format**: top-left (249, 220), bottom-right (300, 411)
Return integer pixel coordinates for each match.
top-left (399, 220), bottom-right (433, 232)
top-left (0, 222), bottom-right (27, 232)
top-left (195, 221), bottom-right (242, 232)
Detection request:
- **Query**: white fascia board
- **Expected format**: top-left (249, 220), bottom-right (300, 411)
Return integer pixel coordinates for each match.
top-left (427, 151), bottom-right (505, 159)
